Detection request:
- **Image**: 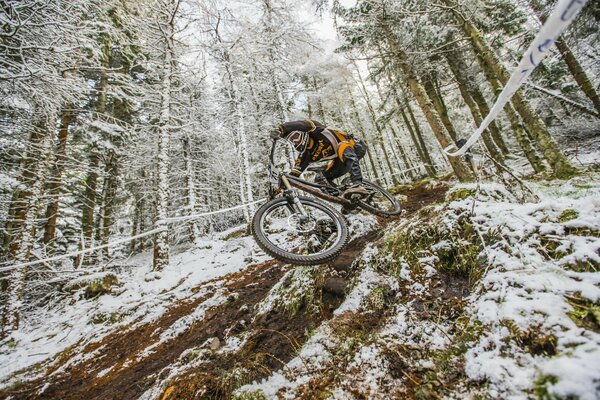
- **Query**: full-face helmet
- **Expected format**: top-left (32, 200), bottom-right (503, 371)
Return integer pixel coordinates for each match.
top-left (285, 130), bottom-right (308, 152)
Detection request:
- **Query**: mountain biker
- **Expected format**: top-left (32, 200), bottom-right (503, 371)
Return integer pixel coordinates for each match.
top-left (270, 119), bottom-right (369, 199)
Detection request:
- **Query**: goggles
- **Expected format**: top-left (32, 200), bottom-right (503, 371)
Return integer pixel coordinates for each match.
top-left (286, 130), bottom-right (308, 152)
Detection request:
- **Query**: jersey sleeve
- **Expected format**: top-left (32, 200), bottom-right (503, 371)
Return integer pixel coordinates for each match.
top-left (290, 151), bottom-right (311, 176)
top-left (280, 119), bottom-right (325, 135)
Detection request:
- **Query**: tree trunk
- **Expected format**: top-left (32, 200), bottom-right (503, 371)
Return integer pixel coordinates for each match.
top-left (400, 107), bottom-right (434, 177)
top-left (97, 151), bottom-right (119, 258)
top-left (3, 119), bottom-right (52, 335)
top-left (423, 75), bottom-right (458, 141)
top-left (42, 107), bottom-right (74, 249)
top-left (384, 28), bottom-right (472, 181)
top-left (353, 61), bottom-right (398, 185)
top-left (467, 47), bottom-right (546, 172)
top-left (530, 0), bottom-right (600, 115)
top-left (469, 86), bottom-right (509, 154)
top-left (78, 39), bottom-right (111, 266)
top-left (3, 121), bottom-right (48, 255)
top-left (182, 134), bottom-right (202, 245)
top-left (153, 0), bottom-right (181, 271)
top-left (388, 123), bottom-right (416, 180)
top-left (346, 85), bottom-right (382, 182)
top-left (446, 0), bottom-right (576, 178)
top-left (366, 61), bottom-right (416, 180)
top-left (213, 15), bottom-right (254, 223)
top-left (443, 53), bottom-right (505, 163)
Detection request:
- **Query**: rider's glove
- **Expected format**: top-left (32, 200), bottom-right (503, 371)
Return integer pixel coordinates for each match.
top-left (269, 127), bottom-right (282, 140)
top-left (289, 169), bottom-right (301, 177)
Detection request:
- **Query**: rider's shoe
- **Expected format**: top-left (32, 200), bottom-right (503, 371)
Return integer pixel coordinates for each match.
top-left (314, 172), bottom-right (338, 195)
top-left (342, 183), bottom-right (369, 200)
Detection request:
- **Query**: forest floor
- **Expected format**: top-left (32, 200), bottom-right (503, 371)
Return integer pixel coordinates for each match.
top-left (0, 180), bottom-right (448, 400)
top-left (2, 167), bottom-right (599, 400)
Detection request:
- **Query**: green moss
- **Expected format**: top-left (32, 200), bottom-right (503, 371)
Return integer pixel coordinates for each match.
top-left (91, 311), bottom-right (124, 325)
top-left (389, 177), bottom-right (439, 195)
top-left (389, 183), bottom-right (414, 195)
top-left (534, 374), bottom-right (559, 400)
top-left (500, 322), bottom-right (557, 356)
top-left (258, 266), bottom-right (326, 317)
top-left (224, 226), bottom-right (248, 240)
top-left (63, 273), bottom-right (119, 299)
top-left (567, 295), bottom-right (600, 333)
top-left (84, 274), bottom-right (119, 299)
top-left (558, 209), bottom-right (578, 223)
top-left (232, 390), bottom-right (268, 400)
top-left (384, 215), bottom-right (485, 287)
top-left (398, 319), bottom-right (485, 399)
top-left (445, 188), bottom-right (476, 202)
top-left (368, 286), bottom-right (387, 311)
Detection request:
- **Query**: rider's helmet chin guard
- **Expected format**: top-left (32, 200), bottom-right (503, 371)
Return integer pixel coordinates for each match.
top-left (285, 130), bottom-right (308, 153)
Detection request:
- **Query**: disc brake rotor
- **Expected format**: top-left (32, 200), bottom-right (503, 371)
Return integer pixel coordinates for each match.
top-left (287, 214), bottom-right (317, 232)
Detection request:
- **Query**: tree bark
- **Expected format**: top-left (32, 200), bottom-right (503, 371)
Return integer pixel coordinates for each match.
top-left (3, 119), bottom-right (52, 334)
top-left (353, 61), bottom-right (398, 185)
top-left (214, 22), bottom-right (254, 223)
top-left (346, 85), bottom-right (382, 182)
top-left (366, 61), bottom-right (416, 180)
top-left (182, 134), bottom-right (202, 245)
top-left (445, 0), bottom-right (576, 178)
top-left (153, 0), bottom-right (181, 271)
top-left (529, 0), bottom-right (600, 115)
top-left (467, 45), bottom-right (546, 172)
top-left (384, 27), bottom-right (473, 181)
top-left (43, 106), bottom-right (74, 248)
top-left (443, 53), bottom-right (505, 163)
top-left (3, 121), bottom-right (48, 255)
top-left (423, 75), bottom-right (458, 141)
top-left (78, 39), bottom-right (111, 265)
top-left (404, 106), bottom-right (436, 177)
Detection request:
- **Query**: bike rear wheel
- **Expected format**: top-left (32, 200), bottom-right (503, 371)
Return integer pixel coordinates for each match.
top-left (252, 196), bottom-right (348, 265)
top-left (356, 180), bottom-right (402, 217)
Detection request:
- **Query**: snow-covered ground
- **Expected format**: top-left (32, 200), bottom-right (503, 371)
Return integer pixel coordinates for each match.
top-left (237, 175), bottom-right (600, 399)
top-left (459, 179), bottom-right (600, 399)
top-left (0, 212), bottom-right (378, 390)
top-left (0, 226), bottom-right (268, 386)
top-left (2, 174), bottom-right (600, 399)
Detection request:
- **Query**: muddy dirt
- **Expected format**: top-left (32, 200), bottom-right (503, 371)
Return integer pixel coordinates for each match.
top-left (1, 182), bottom-right (451, 400)
top-left (399, 182), bottom-right (449, 214)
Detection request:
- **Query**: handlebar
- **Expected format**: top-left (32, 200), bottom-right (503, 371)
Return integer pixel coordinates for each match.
top-left (268, 139), bottom-right (280, 180)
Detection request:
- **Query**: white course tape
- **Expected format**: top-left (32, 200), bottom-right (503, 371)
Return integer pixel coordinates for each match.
top-left (1, 199), bottom-right (267, 273)
top-left (0, 227), bottom-right (166, 272)
top-left (444, 0), bottom-right (589, 157)
top-left (160, 198), bottom-right (266, 224)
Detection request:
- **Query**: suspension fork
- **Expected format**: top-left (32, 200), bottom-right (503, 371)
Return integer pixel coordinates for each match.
top-left (280, 175), bottom-right (308, 217)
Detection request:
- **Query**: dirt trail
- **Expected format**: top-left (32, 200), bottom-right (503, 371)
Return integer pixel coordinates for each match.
top-left (0, 182), bottom-right (449, 400)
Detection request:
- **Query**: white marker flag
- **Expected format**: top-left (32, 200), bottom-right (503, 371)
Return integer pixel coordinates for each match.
top-left (445, 0), bottom-right (589, 157)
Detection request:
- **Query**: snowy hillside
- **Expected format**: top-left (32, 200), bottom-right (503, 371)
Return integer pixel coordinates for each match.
top-left (1, 175), bottom-right (599, 399)
top-left (2, 0), bottom-right (600, 398)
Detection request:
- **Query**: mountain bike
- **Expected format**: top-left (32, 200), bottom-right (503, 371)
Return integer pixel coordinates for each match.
top-left (251, 140), bottom-right (401, 265)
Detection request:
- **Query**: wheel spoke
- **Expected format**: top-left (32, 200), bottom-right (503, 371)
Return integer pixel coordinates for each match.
top-left (257, 199), bottom-right (345, 258)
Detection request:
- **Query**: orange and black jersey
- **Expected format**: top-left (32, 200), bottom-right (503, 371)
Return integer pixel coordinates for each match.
top-left (278, 119), bottom-right (357, 177)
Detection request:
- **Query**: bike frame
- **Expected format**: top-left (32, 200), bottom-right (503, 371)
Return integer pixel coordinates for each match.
top-left (269, 141), bottom-right (310, 217)
top-left (268, 140), bottom-right (355, 208)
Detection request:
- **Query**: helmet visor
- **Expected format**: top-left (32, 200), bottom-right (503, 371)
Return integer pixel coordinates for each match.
top-left (287, 131), bottom-right (307, 151)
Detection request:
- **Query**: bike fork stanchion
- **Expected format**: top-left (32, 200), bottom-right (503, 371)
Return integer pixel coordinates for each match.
top-left (281, 175), bottom-right (308, 217)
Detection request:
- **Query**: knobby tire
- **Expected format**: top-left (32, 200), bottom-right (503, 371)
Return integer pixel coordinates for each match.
top-left (252, 196), bottom-right (348, 266)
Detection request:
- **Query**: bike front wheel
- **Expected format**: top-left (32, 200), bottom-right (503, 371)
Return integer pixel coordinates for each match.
top-left (252, 196), bottom-right (348, 265)
top-left (356, 180), bottom-right (402, 217)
